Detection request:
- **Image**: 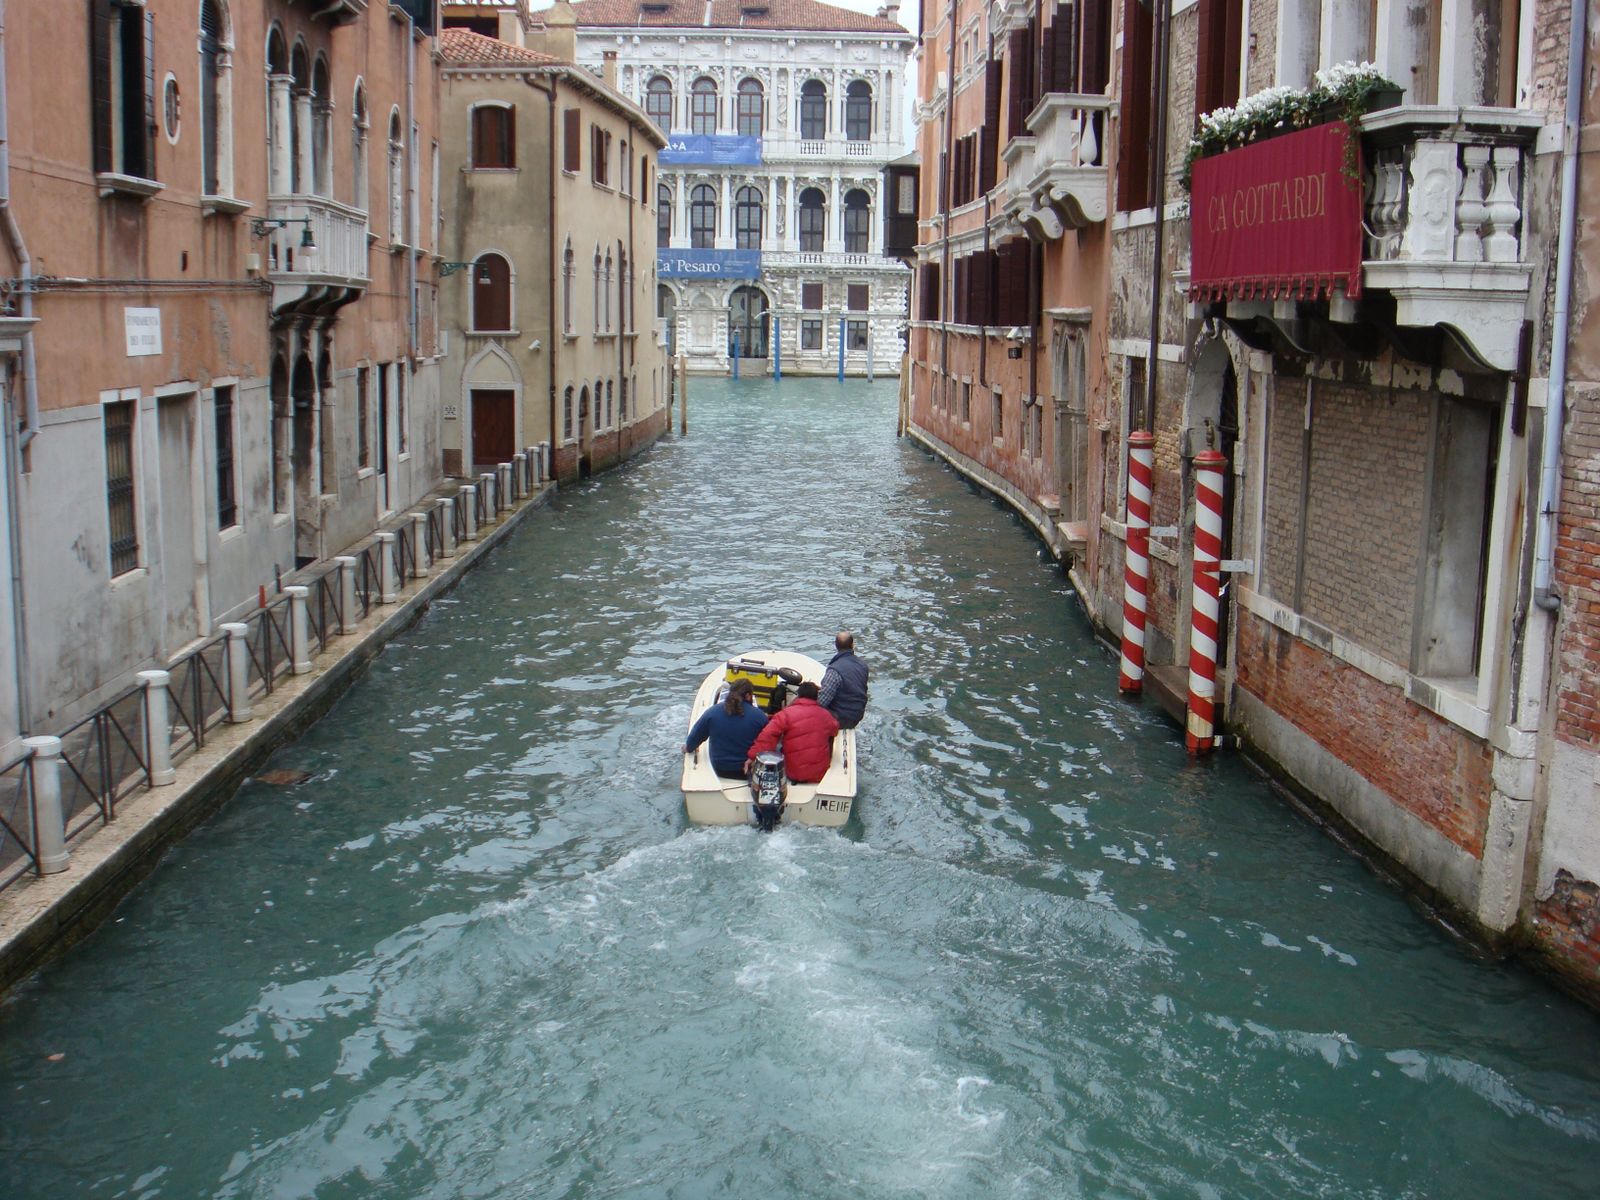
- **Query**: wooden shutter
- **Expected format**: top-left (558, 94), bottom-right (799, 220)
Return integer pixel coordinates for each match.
top-left (803, 282), bottom-right (823, 310)
top-left (563, 107), bottom-right (581, 172)
top-left (1117, 0), bottom-right (1154, 210)
top-left (980, 61), bottom-right (1002, 194)
top-left (89, 0), bottom-right (114, 173)
top-left (1082, 0), bottom-right (1110, 94)
top-left (1006, 29), bottom-right (1028, 142)
top-left (1041, 23), bottom-right (1056, 96)
top-left (473, 256), bottom-right (511, 331)
top-left (1053, 2), bottom-right (1080, 93)
top-left (140, 8), bottom-right (156, 177)
top-left (1196, 0), bottom-right (1244, 117)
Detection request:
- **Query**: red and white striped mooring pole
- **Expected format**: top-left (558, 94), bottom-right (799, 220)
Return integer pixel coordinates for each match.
top-left (1186, 447), bottom-right (1228, 754)
top-left (1119, 431), bottom-right (1154, 693)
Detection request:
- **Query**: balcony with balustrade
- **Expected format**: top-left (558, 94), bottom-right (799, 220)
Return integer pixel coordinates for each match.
top-left (998, 94), bottom-right (1112, 240)
top-left (262, 196), bottom-right (371, 316)
top-left (1356, 106), bottom-right (1543, 372)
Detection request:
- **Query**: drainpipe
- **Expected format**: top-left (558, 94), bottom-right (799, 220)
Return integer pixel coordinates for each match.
top-left (939, 0), bottom-right (957, 381)
top-left (538, 74), bottom-right (559, 457)
top-left (0, 0), bottom-right (31, 735)
top-left (404, 6), bottom-right (417, 360)
top-left (1143, 0), bottom-right (1172, 432)
top-left (1532, 0), bottom-right (1587, 612)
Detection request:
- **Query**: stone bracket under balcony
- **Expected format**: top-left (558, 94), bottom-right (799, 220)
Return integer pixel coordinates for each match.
top-left (998, 95), bottom-right (1112, 241)
top-left (1358, 106), bottom-right (1545, 373)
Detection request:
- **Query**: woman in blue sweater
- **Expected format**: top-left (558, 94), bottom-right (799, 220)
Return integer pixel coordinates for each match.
top-left (684, 679), bottom-right (769, 779)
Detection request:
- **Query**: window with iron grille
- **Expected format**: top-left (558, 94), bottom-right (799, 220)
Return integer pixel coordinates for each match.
top-left (357, 366), bottom-right (370, 469)
top-left (214, 386), bottom-right (237, 529)
top-left (992, 388), bottom-right (1004, 441)
top-left (801, 319), bottom-right (822, 349)
top-left (104, 400), bottom-right (138, 576)
top-left (563, 386), bottom-right (575, 440)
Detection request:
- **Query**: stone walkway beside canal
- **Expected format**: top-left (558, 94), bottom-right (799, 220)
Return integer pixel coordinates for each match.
top-left (0, 478), bottom-right (556, 996)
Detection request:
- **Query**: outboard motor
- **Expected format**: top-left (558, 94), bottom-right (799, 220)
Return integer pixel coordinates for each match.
top-left (749, 750), bottom-right (787, 832)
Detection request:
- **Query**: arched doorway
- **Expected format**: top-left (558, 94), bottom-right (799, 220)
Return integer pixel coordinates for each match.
top-left (729, 286), bottom-right (768, 359)
top-left (291, 353), bottom-right (318, 566)
top-left (578, 385), bottom-right (592, 477)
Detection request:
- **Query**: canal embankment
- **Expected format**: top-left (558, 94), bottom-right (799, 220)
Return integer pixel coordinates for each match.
top-left (0, 477), bottom-right (557, 998)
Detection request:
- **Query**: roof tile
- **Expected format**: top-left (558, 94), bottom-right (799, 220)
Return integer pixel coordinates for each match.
top-left (439, 28), bottom-right (562, 66)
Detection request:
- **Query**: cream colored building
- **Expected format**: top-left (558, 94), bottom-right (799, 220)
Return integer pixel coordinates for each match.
top-left (439, 22), bottom-right (667, 483)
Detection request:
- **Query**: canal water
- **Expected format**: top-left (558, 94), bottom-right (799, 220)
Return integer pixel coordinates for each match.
top-left (3, 379), bottom-right (1599, 1198)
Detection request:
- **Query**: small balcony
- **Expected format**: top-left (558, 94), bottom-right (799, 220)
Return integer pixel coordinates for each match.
top-left (1358, 106), bottom-right (1543, 371)
top-left (290, 0), bottom-right (367, 25)
top-left (999, 94), bottom-right (1112, 240)
top-left (262, 195), bottom-right (370, 316)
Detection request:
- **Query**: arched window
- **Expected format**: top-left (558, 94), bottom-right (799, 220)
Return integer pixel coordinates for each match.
top-left (620, 249), bottom-right (631, 331)
top-left (690, 183), bottom-right (716, 249)
top-left (388, 109), bottom-right (404, 244)
top-left (351, 83), bottom-right (369, 210)
top-left (843, 189), bottom-right (870, 253)
top-left (800, 80), bottom-right (827, 140)
top-left (471, 253), bottom-right (512, 331)
top-left (200, 0), bottom-right (232, 197)
top-left (593, 378), bottom-right (604, 428)
top-left (735, 185), bottom-right (763, 250)
top-left (289, 42), bottom-right (311, 193)
top-left (645, 75), bottom-right (673, 131)
top-left (606, 380), bottom-right (614, 428)
top-left (620, 376), bottom-right (628, 423)
top-left (593, 249), bottom-right (603, 331)
top-left (563, 385), bottom-right (575, 440)
top-left (657, 182), bottom-right (673, 244)
top-left (562, 241), bottom-right (574, 334)
top-left (690, 77), bottom-right (717, 136)
top-left (736, 78), bottom-right (764, 138)
top-left (798, 187), bottom-right (825, 251)
top-left (312, 56), bottom-right (332, 196)
top-left (578, 385), bottom-right (589, 436)
top-left (658, 283), bottom-right (675, 318)
top-left (603, 250), bottom-right (614, 332)
top-left (471, 103), bottom-right (515, 168)
top-left (845, 80), bottom-right (873, 142)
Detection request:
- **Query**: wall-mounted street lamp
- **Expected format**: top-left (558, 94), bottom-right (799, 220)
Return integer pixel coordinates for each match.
top-left (250, 216), bottom-right (316, 251)
top-left (439, 260), bottom-right (491, 283)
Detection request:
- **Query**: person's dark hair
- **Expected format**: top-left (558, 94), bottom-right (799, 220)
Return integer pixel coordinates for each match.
top-left (835, 631), bottom-right (854, 652)
top-left (724, 678), bottom-right (755, 716)
top-left (797, 680), bottom-right (820, 701)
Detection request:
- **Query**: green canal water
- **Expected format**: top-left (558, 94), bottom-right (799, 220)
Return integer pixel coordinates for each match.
top-left (3, 379), bottom-right (1599, 1198)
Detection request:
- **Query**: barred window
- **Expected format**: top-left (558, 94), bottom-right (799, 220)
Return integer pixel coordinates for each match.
top-left (104, 400), bottom-right (138, 577)
top-left (214, 386), bottom-right (237, 529)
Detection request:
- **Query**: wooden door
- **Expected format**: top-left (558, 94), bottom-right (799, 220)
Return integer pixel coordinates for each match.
top-left (471, 389), bottom-right (516, 468)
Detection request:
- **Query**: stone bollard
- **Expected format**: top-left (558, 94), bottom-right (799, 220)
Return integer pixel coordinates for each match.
top-left (285, 585), bottom-right (313, 674)
top-left (480, 473), bottom-right (497, 522)
top-left (513, 453), bottom-right (527, 499)
top-left (539, 441), bottom-right (551, 483)
top-left (377, 532), bottom-right (399, 603)
top-left (436, 497), bottom-right (457, 558)
top-left (335, 556), bottom-right (359, 634)
top-left (23, 735), bottom-right (68, 874)
top-left (459, 484), bottom-right (479, 541)
top-left (222, 622), bottom-right (252, 722)
top-left (139, 669), bottom-right (177, 786)
top-left (497, 463), bottom-right (513, 511)
top-left (410, 512), bottom-right (431, 578)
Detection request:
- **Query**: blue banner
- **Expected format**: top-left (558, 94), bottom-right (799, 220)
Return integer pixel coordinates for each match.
top-left (658, 248), bottom-right (762, 279)
top-left (658, 134), bottom-right (762, 166)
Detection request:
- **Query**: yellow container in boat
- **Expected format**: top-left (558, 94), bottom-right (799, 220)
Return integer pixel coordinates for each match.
top-left (725, 658), bottom-right (783, 712)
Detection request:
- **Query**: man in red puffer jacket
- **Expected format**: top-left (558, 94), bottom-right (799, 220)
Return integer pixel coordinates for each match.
top-left (745, 681), bottom-right (840, 784)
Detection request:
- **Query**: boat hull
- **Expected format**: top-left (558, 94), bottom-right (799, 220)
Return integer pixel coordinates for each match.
top-left (681, 650), bottom-right (857, 829)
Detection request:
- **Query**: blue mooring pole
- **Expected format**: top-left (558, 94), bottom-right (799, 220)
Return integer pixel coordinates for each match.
top-left (773, 315), bottom-right (782, 381)
top-left (732, 328), bottom-right (740, 380)
top-left (837, 317), bottom-right (845, 381)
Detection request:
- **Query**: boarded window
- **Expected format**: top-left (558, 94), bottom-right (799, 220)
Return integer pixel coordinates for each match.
top-left (471, 105), bottom-right (514, 168)
top-left (563, 107), bottom-right (581, 172)
top-left (802, 282), bottom-right (824, 310)
top-left (847, 284), bottom-right (868, 311)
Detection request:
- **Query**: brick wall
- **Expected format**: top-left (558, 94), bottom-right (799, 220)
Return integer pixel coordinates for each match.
top-left (1261, 377), bottom-right (1304, 603)
top-left (1528, 0), bottom-right (1571, 116)
top-left (1553, 384), bottom-right (1600, 748)
top-left (1236, 611), bottom-right (1494, 857)
top-left (1246, 0), bottom-right (1278, 95)
top-left (1299, 380), bottom-right (1428, 665)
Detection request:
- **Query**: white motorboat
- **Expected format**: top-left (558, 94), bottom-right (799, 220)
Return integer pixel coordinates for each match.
top-left (680, 650), bottom-right (857, 829)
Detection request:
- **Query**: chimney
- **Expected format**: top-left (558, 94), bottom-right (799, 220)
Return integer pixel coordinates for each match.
top-left (540, 0), bottom-right (577, 63)
top-left (878, 2), bottom-right (900, 21)
top-left (603, 49), bottom-right (618, 89)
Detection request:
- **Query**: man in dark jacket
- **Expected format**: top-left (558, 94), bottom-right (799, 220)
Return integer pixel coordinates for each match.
top-left (746, 681), bottom-right (839, 783)
top-left (818, 631), bottom-right (869, 729)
